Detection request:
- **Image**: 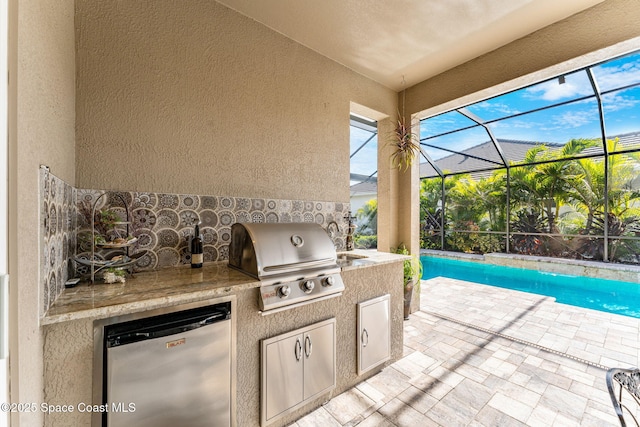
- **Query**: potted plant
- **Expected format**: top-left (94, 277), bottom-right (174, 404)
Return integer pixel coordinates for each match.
top-left (395, 244), bottom-right (423, 319)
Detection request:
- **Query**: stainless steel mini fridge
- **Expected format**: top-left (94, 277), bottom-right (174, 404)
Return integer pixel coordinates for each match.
top-left (100, 300), bottom-right (233, 427)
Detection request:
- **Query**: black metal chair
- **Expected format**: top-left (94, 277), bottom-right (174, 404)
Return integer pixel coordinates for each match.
top-left (607, 367), bottom-right (640, 426)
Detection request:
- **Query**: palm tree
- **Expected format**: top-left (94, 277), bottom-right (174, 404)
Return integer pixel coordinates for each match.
top-left (510, 139), bottom-right (599, 233)
top-left (446, 172), bottom-right (506, 231)
top-left (355, 198), bottom-right (377, 235)
top-left (565, 139), bottom-right (640, 234)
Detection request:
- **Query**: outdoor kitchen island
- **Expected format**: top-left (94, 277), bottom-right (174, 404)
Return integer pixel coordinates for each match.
top-left (41, 249), bottom-right (406, 427)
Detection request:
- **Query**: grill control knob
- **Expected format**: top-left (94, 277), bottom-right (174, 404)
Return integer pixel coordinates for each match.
top-left (323, 276), bottom-right (335, 287)
top-left (278, 285), bottom-right (291, 298)
top-left (301, 280), bottom-right (315, 294)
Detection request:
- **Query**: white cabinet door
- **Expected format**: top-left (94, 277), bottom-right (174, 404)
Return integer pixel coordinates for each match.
top-left (303, 321), bottom-right (336, 400)
top-left (263, 333), bottom-right (304, 422)
top-left (358, 294), bottom-right (390, 375)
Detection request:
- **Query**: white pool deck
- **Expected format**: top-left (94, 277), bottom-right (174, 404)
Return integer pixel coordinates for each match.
top-left (292, 277), bottom-right (640, 426)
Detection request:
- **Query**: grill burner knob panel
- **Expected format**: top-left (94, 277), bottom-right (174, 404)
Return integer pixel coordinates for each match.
top-left (323, 276), bottom-right (335, 287)
top-left (301, 280), bottom-right (315, 293)
top-left (278, 285), bottom-right (291, 298)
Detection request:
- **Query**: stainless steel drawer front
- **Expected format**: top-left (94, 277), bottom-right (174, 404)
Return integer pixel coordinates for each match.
top-left (358, 294), bottom-right (391, 375)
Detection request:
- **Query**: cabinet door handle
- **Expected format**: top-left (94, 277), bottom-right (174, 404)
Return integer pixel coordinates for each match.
top-left (304, 335), bottom-right (312, 358)
top-left (362, 328), bottom-right (369, 348)
top-left (295, 338), bottom-right (302, 361)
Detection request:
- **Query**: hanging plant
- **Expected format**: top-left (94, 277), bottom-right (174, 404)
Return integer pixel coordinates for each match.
top-left (390, 113), bottom-right (420, 171)
top-left (390, 78), bottom-right (421, 172)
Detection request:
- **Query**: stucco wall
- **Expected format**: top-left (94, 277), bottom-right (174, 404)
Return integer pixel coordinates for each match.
top-left (74, 0), bottom-right (397, 204)
top-left (9, 0), bottom-right (76, 425)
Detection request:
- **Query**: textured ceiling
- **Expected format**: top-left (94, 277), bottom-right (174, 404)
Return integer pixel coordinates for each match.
top-left (216, 0), bottom-right (604, 91)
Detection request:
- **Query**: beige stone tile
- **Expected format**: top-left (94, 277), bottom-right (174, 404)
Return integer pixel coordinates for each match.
top-left (553, 412), bottom-right (582, 427)
top-left (361, 367), bottom-right (410, 403)
top-left (448, 361), bottom-right (491, 384)
top-left (556, 364), bottom-right (596, 387)
top-left (487, 392), bottom-right (534, 423)
top-left (479, 357), bottom-right (518, 378)
top-left (410, 373), bottom-right (453, 400)
top-left (428, 365), bottom-right (465, 388)
top-left (473, 405), bottom-right (527, 427)
top-left (322, 388), bottom-right (375, 425)
top-left (526, 404), bottom-right (558, 427)
top-left (377, 398), bottom-right (433, 427)
top-left (404, 349), bottom-right (439, 369)
top-left (496, 380), bottom-right (542, 408)
top-left (423, 396), bottom-right (473, 427)
top-left (539, 384), bottom-right (588, 420)
top-left (396, 385), bottom-right (438, 414)
top-left (294, 407), bottom-right (341, 427)
top-left (523, 354), bottom-right (544, 367)
top-left (356, 380), bottom-right (386, 404)
top-left (353, 412), bottom-right (396, 427)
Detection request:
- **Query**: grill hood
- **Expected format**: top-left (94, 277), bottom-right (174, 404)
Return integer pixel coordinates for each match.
top-left (228, 222), bottom-right (339, 282)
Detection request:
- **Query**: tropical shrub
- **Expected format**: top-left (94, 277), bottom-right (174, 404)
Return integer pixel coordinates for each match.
top-left (419, 137), bottom-right (640, 264)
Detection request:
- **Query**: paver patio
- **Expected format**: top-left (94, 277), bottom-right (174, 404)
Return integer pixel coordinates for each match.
top-left (292, 277), bottom-right (640, 426)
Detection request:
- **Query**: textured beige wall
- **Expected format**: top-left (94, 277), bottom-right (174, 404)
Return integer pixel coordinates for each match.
top-left (42, 320), bottom-right (93, 427)
top-left (75, 0), bottom-right (397, 204)
top-left (9, 0), bottom-right (76, 425)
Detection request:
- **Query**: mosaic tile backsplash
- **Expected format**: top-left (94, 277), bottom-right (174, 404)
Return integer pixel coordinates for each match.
top-left (74, 190), bottom-right (350, 273)
top-left (40, 167), bottom-right (77, 316)
top-left (40, 168), bottom-right (350, 314)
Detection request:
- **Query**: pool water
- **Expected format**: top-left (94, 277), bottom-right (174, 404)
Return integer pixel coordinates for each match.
top-left (421, 256), bottom-right (640, 319)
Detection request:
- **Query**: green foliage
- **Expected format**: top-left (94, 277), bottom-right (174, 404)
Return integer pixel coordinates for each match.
top-left (419, 137), bottom-right (640, 264)
top-left (510, 210), bottom-right (548, 255)
top-left (354, 235), bottom-right (377, 249)
top-left (355, 199), bottom-right (377, 236)
top-left (394, 244), bottom-right (423, 291)
top-left (445, 221), bottom-right (504, 254)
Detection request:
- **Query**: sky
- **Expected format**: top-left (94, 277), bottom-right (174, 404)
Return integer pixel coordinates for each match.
top-left (350, 50), bottom-right (640, 182)
top-left (349, 126), bottom-right (378, 187)
top-left (420, 50), bottom-right (640, 161)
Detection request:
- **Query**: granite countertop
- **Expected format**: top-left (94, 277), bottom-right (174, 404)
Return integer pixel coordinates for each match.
top-left (42, 262), bottom-right (260, 325)
top-left (43, 250), bottom-right (407, 325)
top-left (336, 249), bottom-right (409, 270)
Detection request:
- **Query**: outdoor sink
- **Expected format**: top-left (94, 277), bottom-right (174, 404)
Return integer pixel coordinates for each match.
top-left (337, 253), bottom-right (369, 261)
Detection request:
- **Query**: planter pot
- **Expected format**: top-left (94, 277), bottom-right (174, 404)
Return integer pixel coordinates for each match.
top-left (403, 280), bottom-right (414, 320)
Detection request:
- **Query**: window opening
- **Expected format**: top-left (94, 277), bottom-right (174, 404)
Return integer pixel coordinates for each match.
top-left (350, 114), bottom-right (377, 249)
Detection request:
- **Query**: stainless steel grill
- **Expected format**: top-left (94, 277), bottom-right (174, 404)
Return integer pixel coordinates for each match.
top-left (228, 222), bottom-right (345, 314)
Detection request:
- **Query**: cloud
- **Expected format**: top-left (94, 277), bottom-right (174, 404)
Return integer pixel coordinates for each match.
top-left (602, 92), bottom-right (640, 112)
top-left (468, 101), bottom-right (521, 118)
top-left (593, 60), bottom-right (640, 90)
top-left (552, 110), bottom-right (594, 128)
top-left (524, 79), bottom-right (592, 102)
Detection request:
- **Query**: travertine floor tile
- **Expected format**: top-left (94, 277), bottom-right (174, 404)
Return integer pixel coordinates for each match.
top-left (293, 278), bottom-right (639, 426)
top-left (378, 398), bottom-right (434, 426)
top-left (293, 406), bottom-right (341, 427)
top-left (322, 388), bottom-right (375, 425)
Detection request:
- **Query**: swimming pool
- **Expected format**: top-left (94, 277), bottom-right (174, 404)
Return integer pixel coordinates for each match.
top-left (421, 255), bottom-right (640, 319)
